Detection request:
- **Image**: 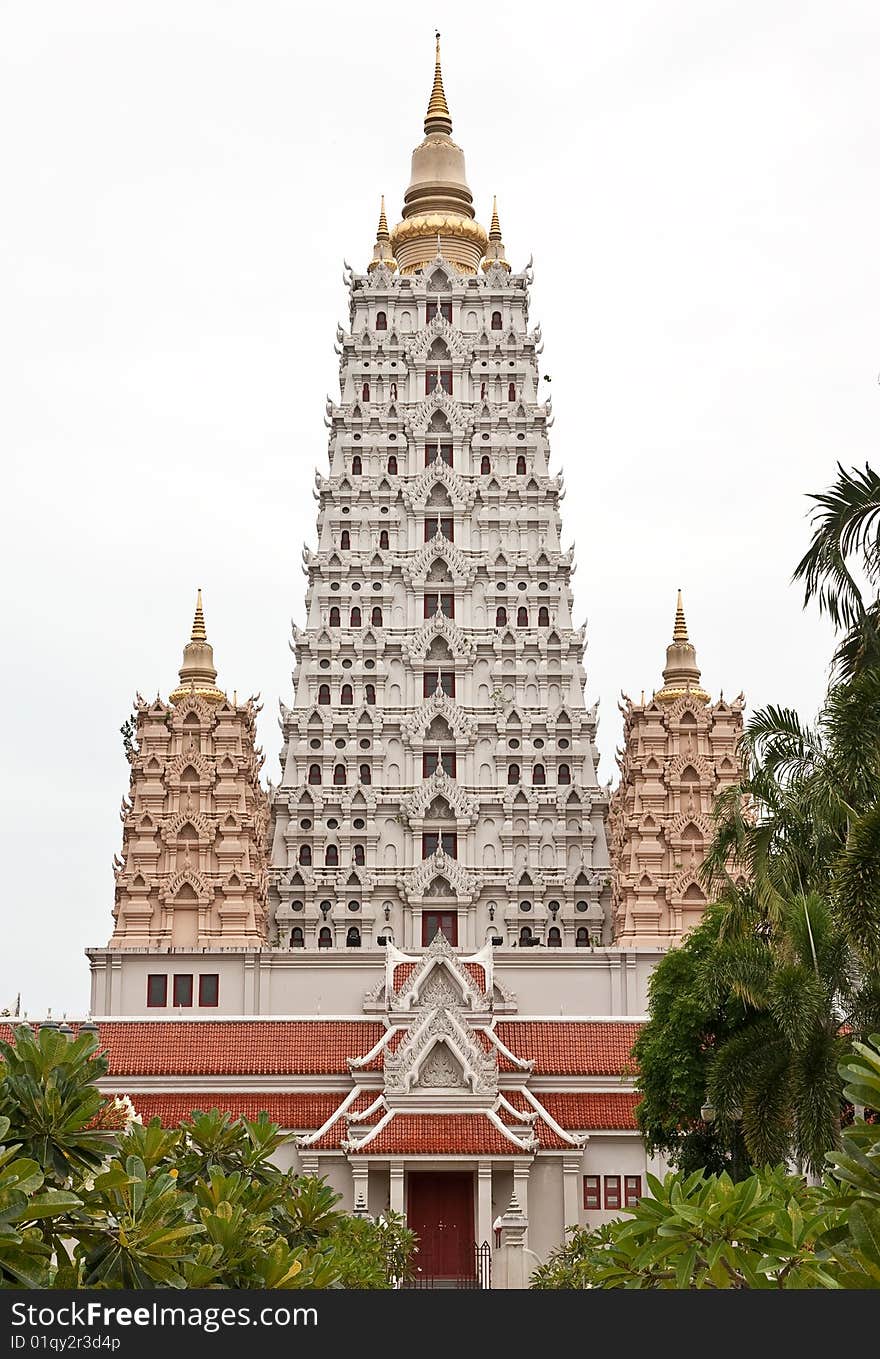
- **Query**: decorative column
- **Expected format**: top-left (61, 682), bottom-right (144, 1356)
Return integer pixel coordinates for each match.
top-left (562, 1154), bottom-right (583, 1235)
top-left (389, 1161), bottom-right (405, 1217)
top-left (476, 1161), bottom-right (493, 1246)
top-left (351, 1163), bottom-right (370, 1217)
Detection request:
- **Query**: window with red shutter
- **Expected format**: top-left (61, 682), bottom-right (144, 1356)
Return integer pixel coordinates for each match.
top-left (604, 1176), bottom-right (622, 1210)
top-left (147, 974), bottom-right (167, 1008)
top-left (173, 974), bottom-right (193, 1008)
top-left (624, 1175), bottom-right (642, 1208)
top-left (583, 1176), bottom-right (600, 1209)
top-left (198, 974), bottom-right (219, 1007)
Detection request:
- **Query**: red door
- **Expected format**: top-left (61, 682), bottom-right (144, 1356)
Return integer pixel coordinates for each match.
top-left (407, 1172), bottom-right (474, 1279)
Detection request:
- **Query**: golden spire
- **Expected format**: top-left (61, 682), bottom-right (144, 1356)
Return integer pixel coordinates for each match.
top-left (673, 588), bottom-right (688, 643)
top-left (425, 31), bottom-right (452, 135)
top-left (655, 589), bottom-right (710, 704)
top-left (191, 588), bottom-right (207, 642)
top-left (368, 194), bottom-right (397, 272)
top-left (170, 589), bottom-right (226, 705)
top-left (489, 196), bottom-right (502, 241)
top-left (482, 194), bottom-right (511, 272)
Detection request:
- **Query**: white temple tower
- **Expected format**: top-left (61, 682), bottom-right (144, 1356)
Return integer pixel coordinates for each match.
top-left (267, 36), bottom-right (612, 959)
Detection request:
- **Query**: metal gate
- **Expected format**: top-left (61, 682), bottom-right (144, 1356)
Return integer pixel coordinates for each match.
top-left (405, 1240), bottom-right (492, 1290)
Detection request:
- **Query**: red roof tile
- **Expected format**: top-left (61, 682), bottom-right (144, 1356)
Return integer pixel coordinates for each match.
top-left (502, 1090), bottom-right (640, 1132)
top-left (129, 1092), bottom-right (354, 1129)
top-left (494, 1022), bottom-right (642, 1076)
top-left (349, 1114), bottom-right (531, 1155)
top-left (392, 961), bottom-right (486, 993)
top-left (0, 1022), bottom-right (386, 1077)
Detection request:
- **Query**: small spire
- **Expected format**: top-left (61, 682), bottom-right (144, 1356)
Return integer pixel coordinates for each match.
top-left (490, 196), bottom-right (502, 241)
top-left (377, 195), bottom-right (389, 242)
top-left (191, 588), bottom-right (207, 642)
top-left (673, 588), bottom-right (689, 643)
top-left (425, 31), bottom-right (452, 136)
top-left (368, 195), bottom-right (397, 272)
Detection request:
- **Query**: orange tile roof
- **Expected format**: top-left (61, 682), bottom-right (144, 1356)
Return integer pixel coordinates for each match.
top-left (129, 1091), bottom-right (353, 1129)
top-left (349, 1114), bottom-right (532, 1155)
top-left (502, 1090), bottom-right (640, 1132)
top-left (392, 961), bottom-right (486, 993)
top-left (0, 1021), bottom-right (386, 1077)
top-left (494, 1022), bottom-right (642, 1076)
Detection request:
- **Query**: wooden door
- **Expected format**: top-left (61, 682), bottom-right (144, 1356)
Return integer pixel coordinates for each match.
top-left (407, 1172), bottom-right (474, 1279)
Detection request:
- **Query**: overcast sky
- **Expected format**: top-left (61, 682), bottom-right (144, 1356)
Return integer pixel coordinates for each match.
top-left (2, 1), bottom-right (877, 1018)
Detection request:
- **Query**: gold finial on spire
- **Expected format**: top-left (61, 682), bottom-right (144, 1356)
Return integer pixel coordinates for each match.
top-left (425, 30), bottom-right (452, 136)
top-left (673, 588), bottom-right (689, 643)
top-left (368, 195), bottom-right (397, 272)
top-left (489, 195), bottom-right (502, 241)
top-left (170, 590), bottom-right (226, 705)
top-left (482, 194), bottom-right (511, 272)
top-left (655, 589), bottom-right (710, 704)
top-left (191, 588), bottom-right (207, 642)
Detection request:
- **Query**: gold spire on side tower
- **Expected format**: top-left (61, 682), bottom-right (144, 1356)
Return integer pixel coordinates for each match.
top-left (170, 589), bottom-right (226, 705)
top-left (482, 194), bottom-right (511, 272)
top-left (654, 589), bottom-right (710, 704)
top-left (386, 33), bottom-right (488, 275)
top-left (368, 195), bottom-right (397, 272)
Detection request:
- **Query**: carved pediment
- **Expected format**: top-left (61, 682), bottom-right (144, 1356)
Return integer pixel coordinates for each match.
top-left (402, 458), bottom-right (476, 512)
top-left (403, 314), bottom-right (473, 364)
top-left (398, 850), bottom-right (478, 902)
top-left (403, 614), bottom-right (475, 664)
top-left (405, 386), bottom-right (472, 437)
top-left (402, 535), bottom-right (477, 587)
top-left (383, 1008), bottom-right (497, 1096)
top-left (401, 770), bottom-right (479, 826)
top-left (403, 693), bottom-right (475, 746)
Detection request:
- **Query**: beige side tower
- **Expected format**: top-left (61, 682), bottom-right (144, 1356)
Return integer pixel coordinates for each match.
top-left (109, 593), bottom-right (269, 949)
top-left (609, 593), bottom-right (744, 947)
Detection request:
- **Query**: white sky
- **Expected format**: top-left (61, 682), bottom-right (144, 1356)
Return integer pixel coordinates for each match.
top-left (2, 1), bottom-right (876, 1018)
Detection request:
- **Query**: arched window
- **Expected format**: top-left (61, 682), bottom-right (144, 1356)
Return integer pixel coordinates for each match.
top-left (361, 382), bottom-right (370, 402)
top-left (538, 606), bottom-right (550, 626)
top-left (517, 606), bottom-right (528, 627)
top-left (376, 310), bottom-right (387, 330)
top-left (318, 927), bottom-right (332, 949)
top-left (508, 382), bottom-right (516, 402)
top-left (318, 684), bottom-right (331, 705)
top-left (576, 926), bottom-right (590, 948)
top-left (341, 529), bottom-right (351, 550)
top-left (491, 310), bottom-right (502, 330)
top-left (341, 683), bottom-right (353, 705)
top-left (308, 763), bottom-right (322, 785)
top-left (516, 454), bottom-right (526, 474)
top-left (333, 763), bottom-right (346, 785)
top-left (496, 606), bottom-right (507, 627)
top-left (532, 763), bottom-right (546, 786)
top-left (325, 844), bottom-right (339, 867)
top-left (359, 763), bottom-right (372, 784)
top-left (387, 455), bottom-right (398, 475)
top-left (547, 926), bottom-right (562, 948)
top-left (558, 763), bottom-right (571, 785)
top-left (508, 764), bottom-right (520, 785)
top-left (480, 381), bottom-right (488, 400)
top-left (519, 925), bottom-right (533, 946)
top-left (290, 927), bottom-right (304, 949)
top-left (365, 683), bottom-right (376, 705)
top-left (480, 455), bottom-right (491, 474)
top-left (389, 382), bottom-right (397, 401)
top-left (299, 845), bottom-right (312, 865)
top-left (346, 926), bottom-right (362, 948)
top-left (329, 607), bottom-right (340, 628)
top-left (379, 530), bottom-right (389, 549)
top-left (350, 606), bottom-right (361, 627)
top-left (371, 606), bottom-right (383, 626)
top-left (353, 844), bottom-right (365, 865)
top-left (352, 455), bottom-right (362, 476)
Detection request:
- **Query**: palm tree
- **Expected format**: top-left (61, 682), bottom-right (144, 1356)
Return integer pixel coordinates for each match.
top-left (793, 462), bottom-right (880, 679)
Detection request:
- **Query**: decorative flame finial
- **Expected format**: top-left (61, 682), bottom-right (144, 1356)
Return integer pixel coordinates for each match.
top-left (425, 31), bottom-right (452, 136)
top-left (673, 588), bottom-right (689, 643)
top-left (482, 195), bottom-right (511, 272)
top-left (191, 588), bottom-right (207, 642)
